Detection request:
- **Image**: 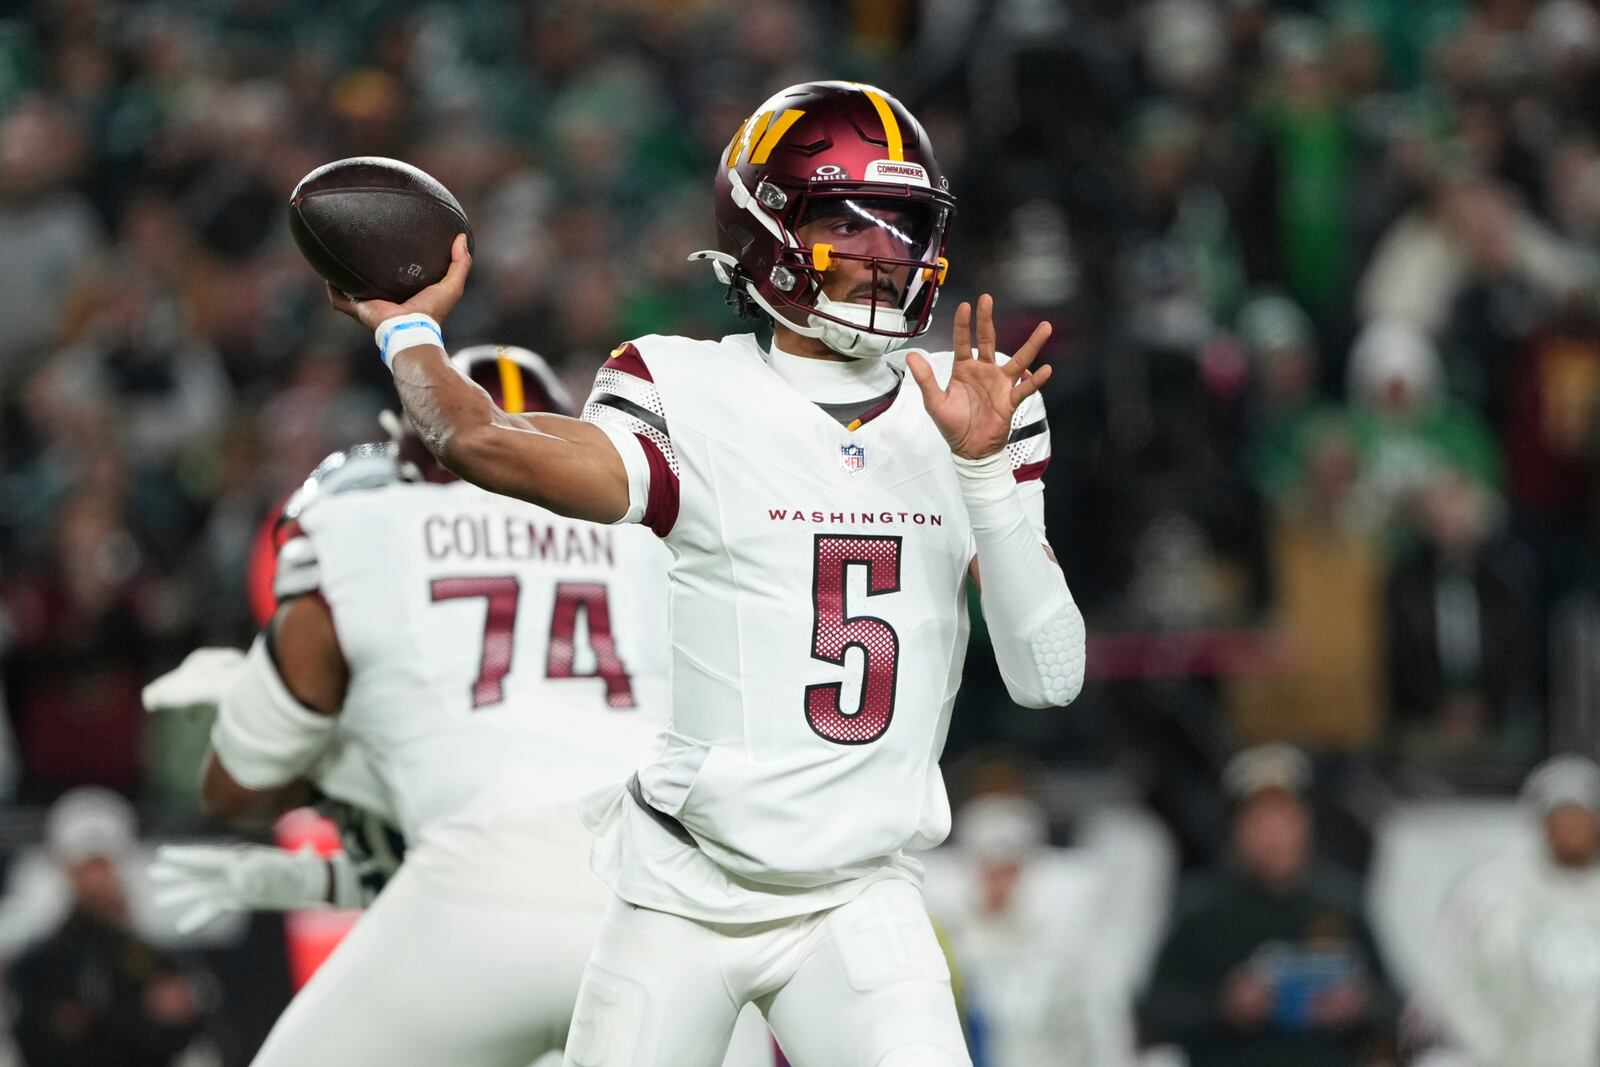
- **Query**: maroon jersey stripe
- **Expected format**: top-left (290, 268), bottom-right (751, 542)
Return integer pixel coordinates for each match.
top-left (637, 433), bottom-right (680, 537)
top-left (1014, 458), bottom-right (1050, 483)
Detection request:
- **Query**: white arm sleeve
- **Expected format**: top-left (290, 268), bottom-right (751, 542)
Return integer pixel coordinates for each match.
top-left (1017, 475), bottom-right (1047, 541)
top-left (590, 420), bottom-right (649, 525)
top-left (959, 450), bottom-right (1086, 707)
top-left (210, 636), bottom-right (338, 790)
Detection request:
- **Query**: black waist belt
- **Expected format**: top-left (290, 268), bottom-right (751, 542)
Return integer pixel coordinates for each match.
top-left (627, 773), bottom-right (698, 848)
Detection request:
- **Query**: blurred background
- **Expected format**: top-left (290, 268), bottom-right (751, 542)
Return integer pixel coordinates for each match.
top-left (3, 0), bottom-right (1600, 1064)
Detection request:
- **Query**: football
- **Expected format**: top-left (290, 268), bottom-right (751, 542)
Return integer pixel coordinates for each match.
top-left (288, 157), bottom-right (473, 302)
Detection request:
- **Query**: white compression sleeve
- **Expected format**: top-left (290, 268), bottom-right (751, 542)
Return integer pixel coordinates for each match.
top-left (958, 450), bottom-right (1086, 707)
top-left (210, 637), bottom-right (338, 790)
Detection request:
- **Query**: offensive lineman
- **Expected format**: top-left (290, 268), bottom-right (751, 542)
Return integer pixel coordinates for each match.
top-left (329, 82), bottom-right (1086, 1066)
top-left (142, 347), bottom-right (704, 1066)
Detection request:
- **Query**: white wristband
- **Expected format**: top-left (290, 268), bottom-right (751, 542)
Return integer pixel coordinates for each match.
top-left (375, 313), bottom-right (443, 368)
top-left (953, 450), bottom-right (1020, 530)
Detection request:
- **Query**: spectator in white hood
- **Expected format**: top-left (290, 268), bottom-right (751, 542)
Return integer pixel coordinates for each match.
top-left (1421, 755), bottom-right (1600, 1067)
top-left (1344, 319), bottom-right (1501, 530)
top-left (924, 793), bottom-right (1172, 1067)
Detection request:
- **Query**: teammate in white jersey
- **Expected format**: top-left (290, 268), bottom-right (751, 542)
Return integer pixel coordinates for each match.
top-left (141, 347), bottom-right (709, 1066)
top-left (328, 81), bottom-right (1086, 1066)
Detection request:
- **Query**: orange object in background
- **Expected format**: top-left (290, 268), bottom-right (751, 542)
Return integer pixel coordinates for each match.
top-left (246, 497), bottom-right (293, 630)
top-left (273, 808), bottom-right (360, 989)
top-left (254, 498), bottom-right (361, 990)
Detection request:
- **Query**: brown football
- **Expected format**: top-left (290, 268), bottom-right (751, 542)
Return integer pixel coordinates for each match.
top-left (288, 157), bottom-right (473, 302)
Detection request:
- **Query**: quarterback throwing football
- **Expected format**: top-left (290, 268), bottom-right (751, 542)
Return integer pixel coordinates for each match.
top-left (332, 81), bottom-right (1085, 1067)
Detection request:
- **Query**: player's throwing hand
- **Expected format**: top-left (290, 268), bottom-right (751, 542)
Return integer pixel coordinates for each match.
top-left (905, 294), bottom-right (1052, 460)
top-left (326, 233), bottom-right (473, 332)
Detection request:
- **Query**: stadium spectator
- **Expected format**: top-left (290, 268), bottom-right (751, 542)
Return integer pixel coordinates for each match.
top-left (1500, 290), bottom-right (1600, 536)
top-left (1420, 755), bottom-right (1600, 1066)
top-left (1228, 291), bottom-right (1391, 749)
top-left (1138, 744), bottom-right (1399, 1067)
top-left (1238, 17), bottom-right (1360, 335)
top-left (1229, 413), bottom-right (1387, 750)
top-left (1124, 102), bottom-right (1247, 326)
top-left (1358, 169), bottom-right (1594, 354)
top-left (2, 490), bottom-right (169, 797)
top-left (1240, 291), bottom-right (1332, 505)
top-left (0, 96), bottom-right (100, 394)
top-left (926, 794), bottom-right (1138, 1067)
top-left (44, 259), bottom-right (233, 469)
top-left (1345, 318), bottom-right (1501, 532)
top-left (11, 787), bottom-right (220, 1067)
top-left (1385, 465), bottom-right (1540, 776)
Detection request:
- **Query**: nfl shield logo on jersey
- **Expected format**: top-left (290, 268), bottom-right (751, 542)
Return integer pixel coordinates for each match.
top-left (840, 443), bottom-right (866, 474)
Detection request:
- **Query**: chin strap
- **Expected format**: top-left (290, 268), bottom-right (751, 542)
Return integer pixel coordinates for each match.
top-left (809, 295), bottom-right (906, 358)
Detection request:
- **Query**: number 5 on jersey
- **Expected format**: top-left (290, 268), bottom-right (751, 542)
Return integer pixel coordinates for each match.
top-left (806, 535), bottom-right (902, 744)
top-left (430, 577), bottom-right (635, 710)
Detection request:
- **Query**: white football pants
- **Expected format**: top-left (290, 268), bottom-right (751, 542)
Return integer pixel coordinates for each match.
top-left (249, 805), bottom-right (774, 1067)
top-left (562, 878), bottom-right (971, 1067)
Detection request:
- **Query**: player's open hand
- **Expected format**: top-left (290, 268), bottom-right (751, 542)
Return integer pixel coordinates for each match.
top-left (326, 233), bottom-right (473, 332)
top-left (905, 295), bottom-right (1052, 461)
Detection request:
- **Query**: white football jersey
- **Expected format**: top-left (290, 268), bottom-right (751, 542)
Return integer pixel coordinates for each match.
top-left (581, 332), bottom-right (1052, 920)
top-left (285, 477), bottom-right (671, 841)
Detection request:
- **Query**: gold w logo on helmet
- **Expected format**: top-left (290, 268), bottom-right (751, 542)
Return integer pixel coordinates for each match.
top-left (724, 109), bottom-right (806, 168)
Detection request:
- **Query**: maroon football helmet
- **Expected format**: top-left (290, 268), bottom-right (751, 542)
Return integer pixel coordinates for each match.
top-left (450, 344), bottom-right (574, 418)
top-left (693, 81), bottom-right (955, 358)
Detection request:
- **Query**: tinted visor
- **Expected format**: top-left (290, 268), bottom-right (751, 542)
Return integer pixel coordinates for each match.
top-left (795, 194), bottom-right (946, 314)
top-left (799, 196), bottom-right (939, 258)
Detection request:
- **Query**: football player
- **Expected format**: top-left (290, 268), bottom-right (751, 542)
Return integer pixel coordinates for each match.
top-left (328, 81), bottom-right (1086, 1067)
top-left (142, 346), bottom-right (742, 1066)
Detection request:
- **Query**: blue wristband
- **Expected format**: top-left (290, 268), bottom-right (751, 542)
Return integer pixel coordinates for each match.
top-left (375, 314), bottom-right (444, 368)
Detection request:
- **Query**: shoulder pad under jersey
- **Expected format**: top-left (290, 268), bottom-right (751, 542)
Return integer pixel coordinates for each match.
top-left (625, 332), bottom-right (761, 365)
top-left (281, 442), bottom-right (404, 524)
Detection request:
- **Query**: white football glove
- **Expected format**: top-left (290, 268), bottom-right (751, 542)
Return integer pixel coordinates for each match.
top-left (142, 648), bottom-right (248, 715)
top-left (151, 844), bottom-right (336, 933)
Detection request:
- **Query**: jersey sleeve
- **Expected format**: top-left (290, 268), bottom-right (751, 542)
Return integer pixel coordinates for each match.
top-left (1001, 359), bottom-right (1051, 541)
top-left (581, 342), bottom-right (681, 538)
top-left (1005, 381), bottom-right (1051, 484)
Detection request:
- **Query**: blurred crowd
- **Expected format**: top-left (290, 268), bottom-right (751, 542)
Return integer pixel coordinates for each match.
top-left (930, 746), bottom-right (1600, 1067)
top-left (3, 0), bottom-right (1600, 1063)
